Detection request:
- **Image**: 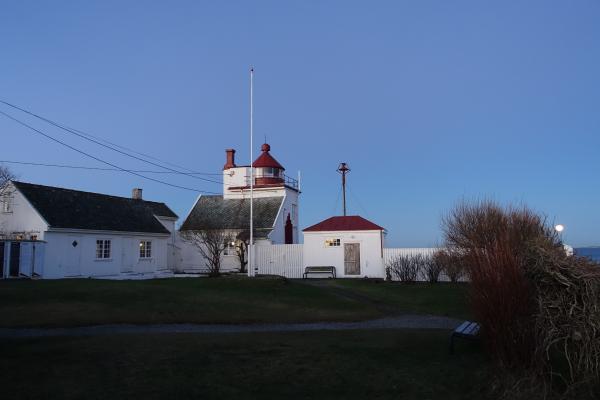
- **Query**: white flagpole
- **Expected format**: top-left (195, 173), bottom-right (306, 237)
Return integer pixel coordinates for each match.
top-left (249, 67), bottom-right (254, 277)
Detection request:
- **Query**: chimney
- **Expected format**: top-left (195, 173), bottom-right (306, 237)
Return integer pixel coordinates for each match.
top-left (132, 188), bottom-right (143, 200)
top-left (223, 148), bottom-right (236, 170)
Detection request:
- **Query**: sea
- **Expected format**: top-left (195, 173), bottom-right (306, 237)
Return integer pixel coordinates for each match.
top-left (574, 247), bottom-right (600, 263)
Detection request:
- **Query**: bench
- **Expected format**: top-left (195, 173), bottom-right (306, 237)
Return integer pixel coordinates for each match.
top-left (449, 320), bottom-right (480, 354)
top-left (303, 266), bottom-right (336, 279)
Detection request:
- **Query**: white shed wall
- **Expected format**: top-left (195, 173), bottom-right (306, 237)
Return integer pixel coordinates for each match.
top-left (303, 230), bottom-right (385, 278)
top-left (43, 232), bottom-right (169, 278)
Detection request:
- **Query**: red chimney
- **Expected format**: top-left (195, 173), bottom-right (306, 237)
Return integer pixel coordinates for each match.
top-left (223, 149), bottom-right (236, 170)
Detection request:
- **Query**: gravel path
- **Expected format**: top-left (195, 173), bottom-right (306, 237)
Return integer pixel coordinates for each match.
top-left (0, 315), bottom-right (462, 339)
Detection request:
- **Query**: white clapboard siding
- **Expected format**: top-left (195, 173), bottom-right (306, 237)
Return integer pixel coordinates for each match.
top-left (255, 244), bottom-right (304, 278)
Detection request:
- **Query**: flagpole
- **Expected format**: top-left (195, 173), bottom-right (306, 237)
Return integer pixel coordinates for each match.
top-left (249, 67), bottom-right (254, 277)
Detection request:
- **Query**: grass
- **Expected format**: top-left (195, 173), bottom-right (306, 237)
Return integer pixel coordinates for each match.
top-left (0, 277), bottom-right (469, 328)
top-left (0, 329), bottom-right (486, 400)
top-left (330, 280), bottom-right (472, 319)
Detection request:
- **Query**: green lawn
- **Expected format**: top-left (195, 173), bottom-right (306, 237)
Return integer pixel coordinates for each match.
top-left (330, 280), bottom-right (472, 320)
top-left (0, 277), bottom-right (469, 328)
top-left (0, 330), bottom-right (486, 400)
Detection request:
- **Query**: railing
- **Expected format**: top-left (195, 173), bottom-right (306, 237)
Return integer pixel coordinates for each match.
top-left (284, 174), bottom-right (299, 190)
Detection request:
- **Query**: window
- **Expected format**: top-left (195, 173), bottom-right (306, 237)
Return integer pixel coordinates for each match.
top-left (139, 241), bottom-right (152, 258)
top-left (223, 239), bottom-right (236, 256)
top-left (96, 240), bottom-right (111, 259)
top-left (1, 194), bottom-right (12, 213)
top-left (325, 238), bottom-right (341, 247)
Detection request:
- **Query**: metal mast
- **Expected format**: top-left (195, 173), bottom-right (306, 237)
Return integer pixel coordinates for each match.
top-left (337, 162), bottom-right (350, 216)
top-left (249, 67), bottom-right (254, 277)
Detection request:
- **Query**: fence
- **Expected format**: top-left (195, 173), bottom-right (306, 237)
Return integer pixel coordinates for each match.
top-left (250, 245), bottom-right (465, 281)
top-left (383, 248), bottom-right (439, 267)
top-left (255, 244), bottom-right (304, 278)
top-left (384, 247), bottom-right (469, 282)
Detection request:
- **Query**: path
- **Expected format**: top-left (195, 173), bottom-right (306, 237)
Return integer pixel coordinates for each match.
top-left (0, 315), bottom-right (462, 339)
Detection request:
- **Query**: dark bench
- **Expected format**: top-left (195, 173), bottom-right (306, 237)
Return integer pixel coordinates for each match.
top-left (449, 320), bottom-right (480, 354)
top-left (303, 266), bottom-right (336, 279)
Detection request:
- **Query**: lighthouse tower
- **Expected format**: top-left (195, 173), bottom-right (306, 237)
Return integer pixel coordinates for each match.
top-left (222, 143), bottom-right (300, 244)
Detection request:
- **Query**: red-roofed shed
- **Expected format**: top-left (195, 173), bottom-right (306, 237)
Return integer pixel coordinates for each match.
top-left (303, 215), bottom-right (386, 279)
top-left (303, 216), bottom-right (384, 232)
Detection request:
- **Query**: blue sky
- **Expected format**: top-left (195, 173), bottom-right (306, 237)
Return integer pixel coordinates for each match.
top-left (1, 1), bottom-right (599, 247)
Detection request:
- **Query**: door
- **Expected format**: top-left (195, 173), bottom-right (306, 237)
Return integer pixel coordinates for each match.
top-left (9, 242), bottom-right (20, 277)
top-left (19, 242), bottom-right (33, 277)
top-left (0, 242), bottom-right (5, 278)
top-left (344, 243), bottom-right (361, 275)
top-left (64, 236), bottom-right (82, 277)
top-left (121, 237), bottom-right (134, 273)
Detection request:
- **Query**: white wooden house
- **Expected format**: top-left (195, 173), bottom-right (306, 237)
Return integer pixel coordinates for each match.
top-left (0, 181), bottom-right (177, 279)
top-left (303, 215), bottom-right (386, 278)
top-left (178, 143), bottom-right (300, 273)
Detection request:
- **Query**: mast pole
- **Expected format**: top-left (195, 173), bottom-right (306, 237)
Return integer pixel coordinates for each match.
top-left (337, 163), bottom-right (350, 216)
top-left (249, 67), bottom-right (254, 277)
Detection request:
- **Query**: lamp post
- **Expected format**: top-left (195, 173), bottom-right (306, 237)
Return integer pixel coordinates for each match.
top-left (555, 224), bottom-right (565, 244)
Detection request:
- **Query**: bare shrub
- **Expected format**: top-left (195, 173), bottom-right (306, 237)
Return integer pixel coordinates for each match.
top-left (181, 229), bottom-right (231, 277)
top-left (443, 199), bottom-right (600, 397)
top-left (527, 241), bottom-right (600, 386)
top-left (387, 254), bottom-right (421, 283)
top-left (433, 249), bottom-right (465, 283)
top-left (422, 254), bottom-right (444, 283)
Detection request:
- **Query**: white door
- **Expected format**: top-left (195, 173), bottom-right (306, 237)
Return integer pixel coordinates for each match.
top-left (121, 237), bottom-right (134, 273)
top-left (19, 242), bottom-right (33, 277)
top-left (64, 236), bottom-right (82, 277)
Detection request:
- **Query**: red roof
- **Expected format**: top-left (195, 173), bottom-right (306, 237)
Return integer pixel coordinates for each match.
top-left (303, 216), bottom-right (385, 232)
top-left (252, 143), bottom-right (285, 170)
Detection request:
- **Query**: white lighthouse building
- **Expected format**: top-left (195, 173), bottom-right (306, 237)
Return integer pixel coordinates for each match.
top-left (178, 143), bottom-right (300, 272)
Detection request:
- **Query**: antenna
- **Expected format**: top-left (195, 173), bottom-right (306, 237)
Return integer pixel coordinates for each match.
top-left (337, 162), bottom-right (350, 216)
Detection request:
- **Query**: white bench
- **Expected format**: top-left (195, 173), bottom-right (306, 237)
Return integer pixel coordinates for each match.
top-left (449, 321), bottom-right (480, 354)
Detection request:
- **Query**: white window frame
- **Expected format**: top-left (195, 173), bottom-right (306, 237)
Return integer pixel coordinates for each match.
top-left (139, 240), bottom-right (152, 259)
top-left (95, 239), bottom-right (111, 260)
top-left (1, 194), bottom-right (12, 213)
top-left (223, 239), bottom-right (236, 256)
top-left (325, 238), bottom-right (341, 247)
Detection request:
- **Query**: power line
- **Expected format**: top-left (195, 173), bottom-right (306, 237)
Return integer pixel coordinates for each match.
top-left (347, 183), bottom-right (370, 218)
top-left (0, 110), bottom-right (219, 194)
top-left (0, 160), bottom-right (223, 176)
top-left (0, 99), bottom-right (223, 184)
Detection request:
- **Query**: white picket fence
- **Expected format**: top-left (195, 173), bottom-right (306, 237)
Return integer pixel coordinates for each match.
top-left (254, 244), bottom-right (304, 278)
top-left (251, 245), bottom-right (460, 281)
top-left (383, 248), bottom-right (439, 266)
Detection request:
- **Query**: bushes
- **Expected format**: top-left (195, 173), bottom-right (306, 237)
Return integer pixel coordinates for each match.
top-left (432, 249), bottom-right (466, 283)
top-left (386, 253), bottom-right (444, 283)
top-left (387, 254), bottom-right (421, 283)
top-left (442, 200), bottom-right (600, 397)
top-left (423, 255), bottom-right (444, 283)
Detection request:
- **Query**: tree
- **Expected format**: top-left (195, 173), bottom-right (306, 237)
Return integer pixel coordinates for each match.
top-left (181, 228), bottom-right (232, 277)
top-left (0, 165), bottom-right (15, 189)
top-left (235, 230), bottom-right (250, 274)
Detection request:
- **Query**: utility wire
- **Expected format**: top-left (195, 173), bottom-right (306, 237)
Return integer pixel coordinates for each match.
top-left (331, 185), bottom-right (343, 216)
top-left (347, 183), bottom-right (370, 218)
top-left (0, 110), bottom-right (219, 194)
top-left (0, 99), bottom-right (222, 184)
top-left (0, 160), bottom-right (223, 175)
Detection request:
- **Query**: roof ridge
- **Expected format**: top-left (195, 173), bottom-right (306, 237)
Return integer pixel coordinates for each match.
top-left (12, 180), bottom-right (170, 206)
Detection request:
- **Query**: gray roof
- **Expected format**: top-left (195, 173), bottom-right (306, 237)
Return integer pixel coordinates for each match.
top-left (13, 181), bottom-right (176, 234)
top-left (179, 195), bottom-right (283, 238)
